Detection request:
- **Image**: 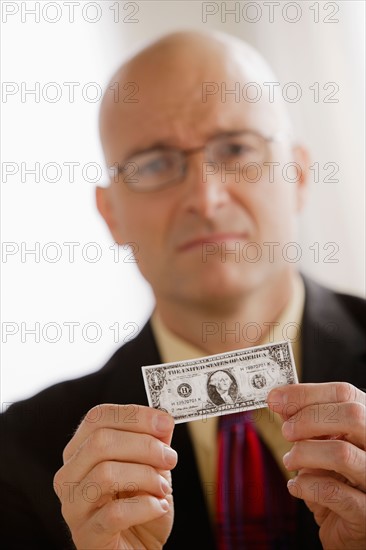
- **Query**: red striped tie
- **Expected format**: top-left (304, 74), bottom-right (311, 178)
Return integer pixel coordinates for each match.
top-left (216, 411), bottom-right (296, 549)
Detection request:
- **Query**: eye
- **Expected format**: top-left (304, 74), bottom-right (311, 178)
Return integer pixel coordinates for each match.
top-left (218, 141), bottom-right (254, 159)
top-left (139, 156), bottom-right (171, 176)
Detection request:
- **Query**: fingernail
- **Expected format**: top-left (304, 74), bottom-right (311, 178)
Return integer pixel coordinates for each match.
top-left (282, 421), bottom-right (292, 438)
top-left (154, 414), bottom-right (172, 433)
top-left (160, 498), bottom-right (170, 512)
top-left (160, 476), bottom-right (171, 495)
top-left (268, 389), bottom-right (287, 405)
top-left (283, 451), bottom-right (290, 467)
top-left (287, 477), bottom-right (300, 497)
top-left (287, 479), bottom-right (296, 489)
top-left (163, 445), bottom-right (177, 466)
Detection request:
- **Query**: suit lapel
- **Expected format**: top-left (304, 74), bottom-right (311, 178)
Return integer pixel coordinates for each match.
top-left (100, 321), bottom-right (160, 406)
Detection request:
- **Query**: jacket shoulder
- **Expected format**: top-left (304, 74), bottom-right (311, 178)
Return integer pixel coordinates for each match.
top-left (301, 276), bottom-right (366, 385)
top-left (303, 275), bottom-right (365, 330)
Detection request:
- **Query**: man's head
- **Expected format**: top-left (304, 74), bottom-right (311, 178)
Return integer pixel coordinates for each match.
top-left (97, 30), bottom-right (308, 315)
top-left (209, 370), bottom-right (233, 393)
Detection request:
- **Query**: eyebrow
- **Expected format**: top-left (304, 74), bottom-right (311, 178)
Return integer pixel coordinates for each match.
top-left (123, 128), bottom-right (258, 160)
top-left (124, 141), bottom-right (175, 159)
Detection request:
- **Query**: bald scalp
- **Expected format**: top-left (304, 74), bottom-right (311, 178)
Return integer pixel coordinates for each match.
top-left (99, 30), bottom-right (292, 151)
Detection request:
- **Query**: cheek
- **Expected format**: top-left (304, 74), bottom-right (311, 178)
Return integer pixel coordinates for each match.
top-left (235, 181), bottom-right (297, 236)
top-left (114, 194), bottom-right (151, 235)
top-left (115, 196), bottom-right (173, 263)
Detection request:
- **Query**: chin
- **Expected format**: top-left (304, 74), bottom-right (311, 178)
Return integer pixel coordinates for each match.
top-left (203, 261), bottom-right (268, 292)
top-left (180, 265), bottom-right (260, 311)
top-left (156, 260), bottom-right (280, 310)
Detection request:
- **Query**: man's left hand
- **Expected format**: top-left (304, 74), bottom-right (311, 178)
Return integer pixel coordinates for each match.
top-left (268, 382), bottom-right (366, 550)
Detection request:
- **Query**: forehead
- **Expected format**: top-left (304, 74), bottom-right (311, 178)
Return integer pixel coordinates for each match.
top-left (100, 44), bottom-right (283, 160)
top-left (212, 371), bottom-right (230, 381)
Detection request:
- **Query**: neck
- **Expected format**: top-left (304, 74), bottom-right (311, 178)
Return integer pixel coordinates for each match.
top-left (156, 269), bottom-right (298, 354)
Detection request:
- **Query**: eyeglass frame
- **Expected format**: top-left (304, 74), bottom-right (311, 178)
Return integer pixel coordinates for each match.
top-left (107, 129), bottom-right (288, 192)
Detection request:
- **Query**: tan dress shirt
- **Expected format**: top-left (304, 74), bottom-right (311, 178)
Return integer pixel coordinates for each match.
top-left (151, 274), bottom-right (305, 521)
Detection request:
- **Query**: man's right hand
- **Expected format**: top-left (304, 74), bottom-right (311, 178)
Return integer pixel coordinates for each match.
top-left (53, 404), bottom-right (177, 550)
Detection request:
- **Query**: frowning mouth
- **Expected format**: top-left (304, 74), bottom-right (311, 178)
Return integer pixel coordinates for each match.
top-left (177, 233), bottom-right (250, 252)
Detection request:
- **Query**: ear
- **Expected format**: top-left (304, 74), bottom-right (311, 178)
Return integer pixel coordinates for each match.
top-left (95, 186), bottom-right (125, 244)
top-left (292, 145), bottom-right (310, 212)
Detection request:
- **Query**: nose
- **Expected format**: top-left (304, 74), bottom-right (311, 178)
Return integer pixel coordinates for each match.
top-left (181, 151), bottom-right (231, 219)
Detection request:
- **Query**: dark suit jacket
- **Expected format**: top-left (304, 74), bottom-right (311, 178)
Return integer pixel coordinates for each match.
top-left (1, 277), bottom-right (365, 549)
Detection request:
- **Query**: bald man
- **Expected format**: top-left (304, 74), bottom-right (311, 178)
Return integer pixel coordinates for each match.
top-left (1, 31), bottom-right (365, 550)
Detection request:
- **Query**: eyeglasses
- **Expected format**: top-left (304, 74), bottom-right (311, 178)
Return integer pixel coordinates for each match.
top-left (108, 129), bottom-right (283, 192)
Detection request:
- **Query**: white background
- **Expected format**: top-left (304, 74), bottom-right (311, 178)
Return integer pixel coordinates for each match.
top-left (1, 1), bottom-right (365, 405)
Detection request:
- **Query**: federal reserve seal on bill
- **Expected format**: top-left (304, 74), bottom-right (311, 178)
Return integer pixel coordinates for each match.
top-left (141, 341), bottom-right (298, 423)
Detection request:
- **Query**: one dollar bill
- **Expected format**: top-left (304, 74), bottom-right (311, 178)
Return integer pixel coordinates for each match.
top-left (142, 341), bottom-right (298, 423)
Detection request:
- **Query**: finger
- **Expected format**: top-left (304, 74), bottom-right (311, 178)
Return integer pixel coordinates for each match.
top-left (63, 404), bottom-right (174, 463)
top-left (73, 494), bottom-right (171, 547)
top-left (281, 402), bottom-right (366, 449)
top-left (283, 440), bottom-right (366, 491)
top-left (268, 382), bottom-right (366, 419)
top-left (60, 429), bottom-right (178, 484)
top-left (295, 469), bottom-right (346, 526)
top-left (297, 468), bottom-right (347, 482)
top-left (287, 473), bottom-right (366, 533)
top-left (61, 462), bottom-right (172, 527)
top-left (305, 502), bottom-right (326, 527)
